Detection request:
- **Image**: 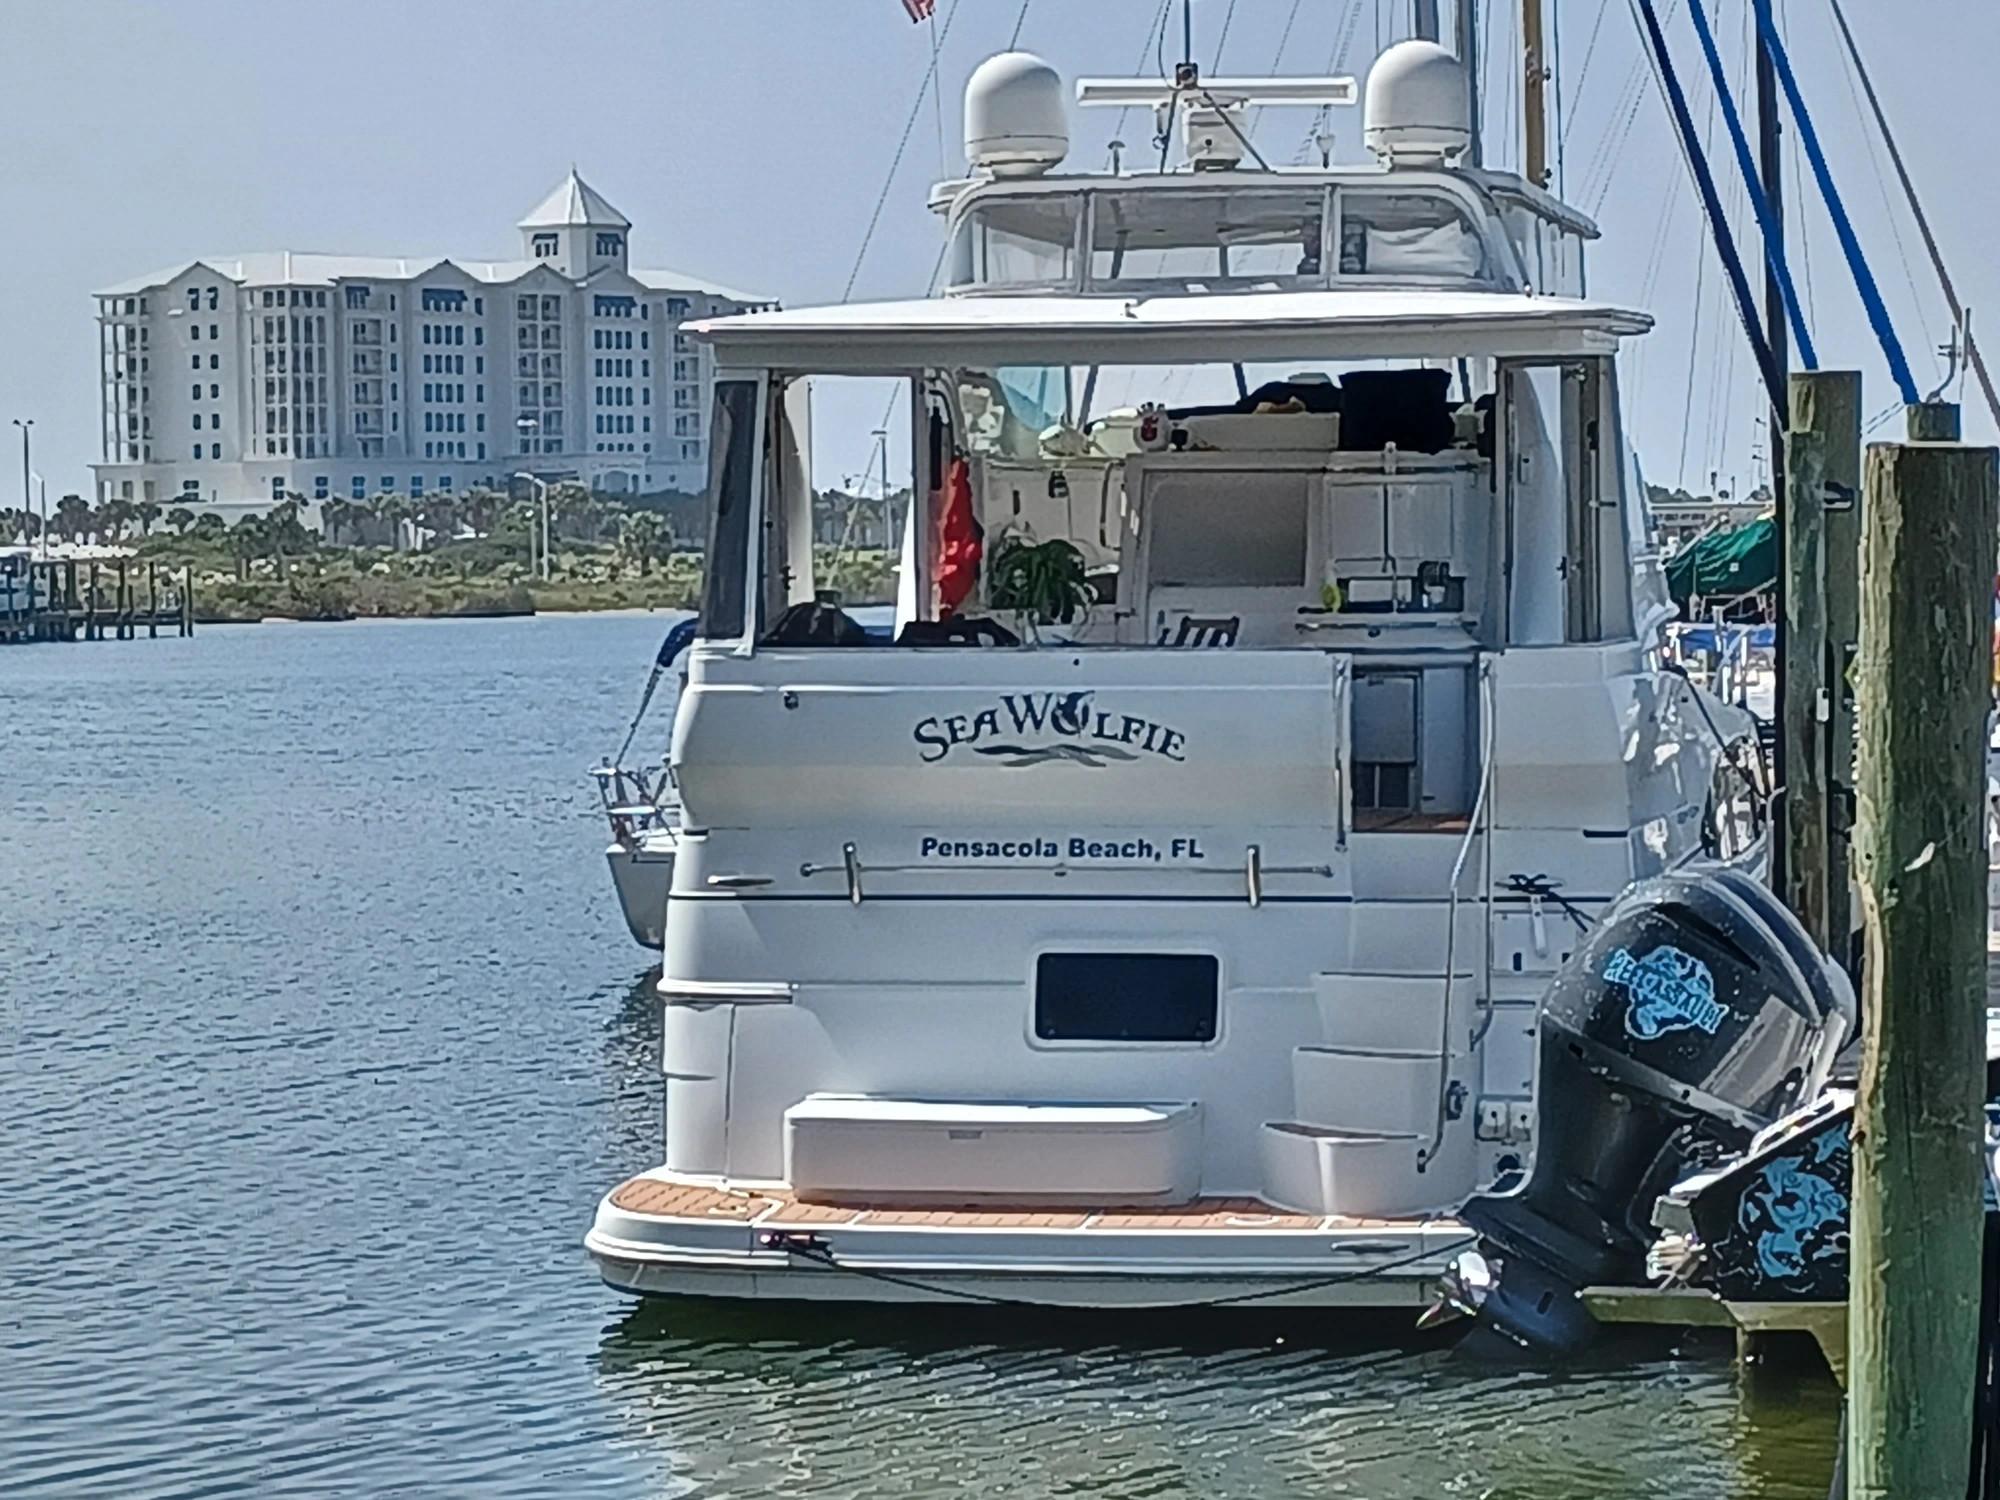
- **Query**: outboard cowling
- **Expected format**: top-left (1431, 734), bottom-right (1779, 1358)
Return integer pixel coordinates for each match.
top-left (1459, 867), bottom-right (1854, 1352)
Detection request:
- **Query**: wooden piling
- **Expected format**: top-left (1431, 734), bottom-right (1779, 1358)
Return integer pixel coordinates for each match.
top-left (1813, 373), bottom-right (1864, 958)
top-left (1848, 402), bottom-right (1998, 1498)
top-left (1783, 378), bottom-right (1832, 950)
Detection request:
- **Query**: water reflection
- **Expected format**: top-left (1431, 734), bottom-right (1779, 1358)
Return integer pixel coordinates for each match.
top-left (595, 1297), bottom-right (1839, 1500)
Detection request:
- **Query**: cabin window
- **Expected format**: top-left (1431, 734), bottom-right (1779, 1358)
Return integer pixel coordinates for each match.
top-left (1089, 189), bottom-right (1326, 289)
top-left (1337, 190), bottom-right (1489, 281)
top-left (1147, 472), bottom-right (1309, 588)
top-left (948, 197), bottom-right (1079, 291)
top-left (1034, 953), bottom-right (1219, 1043)
top-left (700, 379), bottom-right (760, 640)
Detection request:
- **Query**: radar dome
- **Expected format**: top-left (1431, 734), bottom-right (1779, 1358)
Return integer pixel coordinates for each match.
top-left (1363, 40), bottom-right (1471, 166)
top-left (965, 52), bottom-right (1068, 177)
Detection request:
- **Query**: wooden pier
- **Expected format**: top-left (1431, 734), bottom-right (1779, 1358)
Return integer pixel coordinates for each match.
top-left (0, 556), bottom-right (194, 645)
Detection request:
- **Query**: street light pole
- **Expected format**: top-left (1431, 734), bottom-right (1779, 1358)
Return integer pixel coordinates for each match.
top-left (512, 470), bottom-right (550, 581)
top-left (11, 419), bottom-right (31, 549)
top-left (514, 415), bottom-right (550, 581)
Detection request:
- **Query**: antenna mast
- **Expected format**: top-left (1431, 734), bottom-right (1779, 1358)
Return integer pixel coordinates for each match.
top-left (1412, 1), bottom-right (1440, 41)
top-left (1523, 0), bottom-right (1549, 185)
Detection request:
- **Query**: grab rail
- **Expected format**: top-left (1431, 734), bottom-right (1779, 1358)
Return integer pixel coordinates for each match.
top-left (795, 844), bottom-right (1335, 906)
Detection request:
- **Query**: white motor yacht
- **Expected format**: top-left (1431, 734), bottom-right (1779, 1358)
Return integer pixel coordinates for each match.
top-left (585, 36), bottom-right (1769, 1309)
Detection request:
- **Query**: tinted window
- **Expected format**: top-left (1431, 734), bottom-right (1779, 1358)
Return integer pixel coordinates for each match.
top-left (1035, 953), bottom-right (1218, 1043)
top-left (700, 379), bottom-right (759, 639)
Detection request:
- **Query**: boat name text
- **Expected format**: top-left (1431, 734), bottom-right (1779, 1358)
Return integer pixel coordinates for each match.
top-left (912, 692), bottom-right (1188, 768)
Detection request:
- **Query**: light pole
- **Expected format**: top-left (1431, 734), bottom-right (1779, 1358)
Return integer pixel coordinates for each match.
top-left (515, 415), bottom-right (551, 581)
top-left (513, 471), bottom-right (550, 581)
top-left (11, 419), bottom-right (30, 551)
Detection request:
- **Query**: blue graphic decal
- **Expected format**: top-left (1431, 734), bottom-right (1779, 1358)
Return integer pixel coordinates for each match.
top-left (1602, 944), bottom-right (1729, 1041)
top-left (1740, 1125), bottom-right (1851, 1280)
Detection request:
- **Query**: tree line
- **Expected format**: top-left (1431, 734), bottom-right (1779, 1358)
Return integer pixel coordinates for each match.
top-left (1, 484), bottom-right (680, 578)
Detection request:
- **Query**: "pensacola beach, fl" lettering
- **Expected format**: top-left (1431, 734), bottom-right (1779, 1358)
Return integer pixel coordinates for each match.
top-left (919, 835), bottom-right (1208, 863)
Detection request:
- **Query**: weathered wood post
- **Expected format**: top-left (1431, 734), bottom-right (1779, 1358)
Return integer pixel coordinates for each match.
top-left (1816, 373), bottom-right (1865, 957)
top-left (1784, 376), bottom-right (1832, 950)
top-left (146, 561), bottom-right (159, 638)
top-left (1849, 400), bottom-right (1998, 1498)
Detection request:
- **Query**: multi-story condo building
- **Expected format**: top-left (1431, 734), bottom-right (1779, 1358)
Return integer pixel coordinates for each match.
top-left (91, 172), bottom-right (771, 514)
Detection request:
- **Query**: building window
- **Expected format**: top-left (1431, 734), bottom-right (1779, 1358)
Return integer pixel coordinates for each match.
top-left (210, 384), bottom-right (219, 399)
top-left (271, 477), bottom-right (287, 500)
top-left (532, 233), bottom-right (557, 259)
top-left (595, 233), bottom-right (623, 257)
top-left (352, 475), bottom-right (366, 499)
top-left (439, 474), bottom-right (453, 491)
top-left (411, 476), bottom-right (424, 496)
top-left (191, 383), bottom-right (202, 400)
top-left (314, 476), bottom-right (329, 500)
top-left (190, 324), bottom-right (200, 341)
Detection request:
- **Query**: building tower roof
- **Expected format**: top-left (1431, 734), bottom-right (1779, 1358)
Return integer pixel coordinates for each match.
top-left (517, 169), bottom-right (631, 231)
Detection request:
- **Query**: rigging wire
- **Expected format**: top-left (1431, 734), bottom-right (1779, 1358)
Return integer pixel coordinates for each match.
top-left (1825, 0), bottom-right (1941, 378)
top-left (1293, 0), bottom-right (1367, 165)
top-left (1107, 0), bottom-right (1176, 166)
top-left (1008, 0), bottom-right (1033, 49)
top-left (1827, 0), bottom-right (1998, 426)
top-left (1561, 0), bottom-right (1613, 150)
top-left (1551, 0), bottom-right (1567, 197)
top-left (1213, 0), bottom-right (1241, 69)
top-left (928, 7), bottom-right (948, 184)
top-left (841, 0), bottom-right (964, 302)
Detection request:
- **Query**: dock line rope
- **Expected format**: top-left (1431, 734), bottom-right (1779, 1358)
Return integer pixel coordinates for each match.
top-left (754, 1230), bottom-right (1479, 1310)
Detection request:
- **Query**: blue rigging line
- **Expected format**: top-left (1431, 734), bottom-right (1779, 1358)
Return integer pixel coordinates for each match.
top-left (1684, 0), bottom-right (1817, 368)
top-left (1749, 0), bottom-right (1919, 405)
top-left (1628, 0), bottom-right (1785, 422)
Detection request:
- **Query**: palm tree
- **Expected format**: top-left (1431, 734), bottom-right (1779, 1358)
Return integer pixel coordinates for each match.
top-left (418, 492), bottom-right (461, 550)
top-left (229, 515), bottom-right (264, 580)
top-left (95, 497), bottom-right (136, 542)
top-left (134, 501), bottom-right (162, 537)
top-left (460, 487), bottom-right (503, 538)
top-left (371, 493), bottom-right (413, 553)
top-left (54, 493), bottom-right (91, 543)
top-left (318, 498), bottom-right (352, 546)
top-left (166, 506), bottom-right (197, 537)
top-left (618, 510), bottom-right (671, 576)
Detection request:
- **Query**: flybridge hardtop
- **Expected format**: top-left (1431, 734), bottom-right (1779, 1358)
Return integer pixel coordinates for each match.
top-left (689, 290), bottom-right (1653, 369)
top-left (582, 37), bottom-right (1801, 1311)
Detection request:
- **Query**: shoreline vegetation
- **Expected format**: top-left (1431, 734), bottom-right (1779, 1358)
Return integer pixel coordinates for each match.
top-left (2, 485), bottom-right (897, 624)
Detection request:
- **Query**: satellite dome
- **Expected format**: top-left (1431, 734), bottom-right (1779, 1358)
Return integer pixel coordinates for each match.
top-left (1364, 40), bottom-right (1472, 167)
top-left (965, 52), bottom-right (1068, 177)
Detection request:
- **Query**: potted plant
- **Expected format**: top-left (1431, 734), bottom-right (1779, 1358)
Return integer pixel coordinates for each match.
top-left (987, 533), bottom-right (1094, 643)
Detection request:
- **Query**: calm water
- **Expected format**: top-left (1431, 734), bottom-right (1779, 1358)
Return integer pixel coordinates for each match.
top-left (0, 615), bottom-right (1839, 1497)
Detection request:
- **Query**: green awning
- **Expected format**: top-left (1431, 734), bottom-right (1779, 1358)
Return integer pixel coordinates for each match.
top-left (1666, 517), bottom-right (1776, 605)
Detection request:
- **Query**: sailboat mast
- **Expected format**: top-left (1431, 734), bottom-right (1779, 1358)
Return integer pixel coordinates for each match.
top-left (1523, 0), bottom-right (1549, 186)
top-left (1458, 0), bottom-right (1483, 166)
top-left (1412, 0), bottom-right (1440, 42)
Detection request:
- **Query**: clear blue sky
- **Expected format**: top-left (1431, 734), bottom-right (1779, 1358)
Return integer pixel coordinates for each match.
top-left (2, 0), bottom-right (1992, 505)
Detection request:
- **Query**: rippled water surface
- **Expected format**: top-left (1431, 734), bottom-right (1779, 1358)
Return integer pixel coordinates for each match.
top-left (0, 616), bottom-right (1839, 1497)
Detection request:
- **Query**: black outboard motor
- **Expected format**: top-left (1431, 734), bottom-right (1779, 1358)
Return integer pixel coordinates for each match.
top-left (1458, 867), bottom-right (1854, 1353)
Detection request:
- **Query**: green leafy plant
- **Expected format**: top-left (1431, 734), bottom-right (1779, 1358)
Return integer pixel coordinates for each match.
top-left (987, 533), bottom-right (1093, 626)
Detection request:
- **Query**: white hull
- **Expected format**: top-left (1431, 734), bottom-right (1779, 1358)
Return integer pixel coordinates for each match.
top-left (587, 1171), bottom-right (1468, 1308)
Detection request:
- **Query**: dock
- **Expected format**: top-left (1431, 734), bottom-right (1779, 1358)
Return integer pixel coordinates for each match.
top-left (0, 555), bottom-right (194, 644)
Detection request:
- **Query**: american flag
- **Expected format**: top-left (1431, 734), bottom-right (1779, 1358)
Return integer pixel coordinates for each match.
top-left (901, 0), bottom-right (936, 21)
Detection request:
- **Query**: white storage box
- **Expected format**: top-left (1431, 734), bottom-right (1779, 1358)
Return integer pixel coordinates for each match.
top-left (784, 1096), bottom-right (1203, 1206)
